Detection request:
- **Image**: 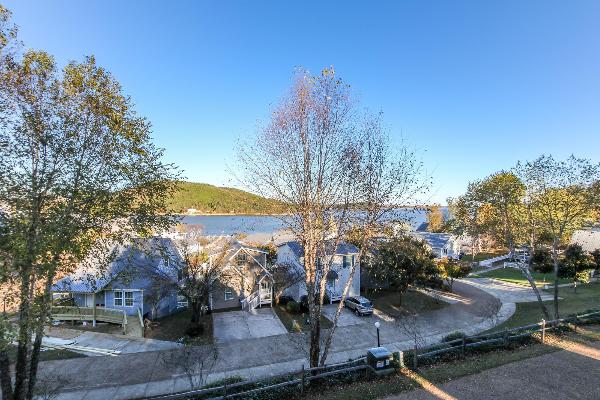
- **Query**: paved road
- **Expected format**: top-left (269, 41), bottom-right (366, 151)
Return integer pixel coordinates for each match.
top-left (33, 280), bottom-right (518, 400)
top-left (463, 277), bottom-right (554, 303)
top-left (385, 341), bottom-right (600, 400)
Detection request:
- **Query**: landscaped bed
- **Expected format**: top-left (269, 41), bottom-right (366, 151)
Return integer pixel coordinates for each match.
top-left (143, 309), bottom-right (213, 344)
top-left (273, 305), bottom-right (333, 332)
top-left (368, 288), bottom-right (448, 318)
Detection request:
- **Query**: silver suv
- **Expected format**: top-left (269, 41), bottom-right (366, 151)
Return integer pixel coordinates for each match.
top-left (344, 296), bottom-right (374, 316)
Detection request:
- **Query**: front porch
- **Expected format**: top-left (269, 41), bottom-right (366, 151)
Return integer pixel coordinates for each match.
top-left (241, 276), bottom-right (274, 311)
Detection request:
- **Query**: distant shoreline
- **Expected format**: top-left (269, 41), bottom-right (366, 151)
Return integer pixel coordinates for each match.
top-left (175, 213), bottom-right (291, 217)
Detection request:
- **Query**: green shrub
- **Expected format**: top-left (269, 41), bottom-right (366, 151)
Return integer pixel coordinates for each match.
top-left (286, 300), bottom-right (301, 314)
top-left (442, 331), bottom-right (466, 343)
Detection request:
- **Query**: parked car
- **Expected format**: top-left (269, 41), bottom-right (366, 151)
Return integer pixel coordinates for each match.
top-left (344, 296), bottom-right (373, 316)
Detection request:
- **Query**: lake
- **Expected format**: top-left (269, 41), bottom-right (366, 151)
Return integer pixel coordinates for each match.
top-left (181, 208), bottom-right (445, 235)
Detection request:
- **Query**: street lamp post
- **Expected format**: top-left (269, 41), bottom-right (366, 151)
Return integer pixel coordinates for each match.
top-left (374, 321), bottom-right (381, 347)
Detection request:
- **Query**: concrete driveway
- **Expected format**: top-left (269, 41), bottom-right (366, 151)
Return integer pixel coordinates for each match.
top-left (212, 308), bottom-right (287, 343)
top-left (321, 304), bottom-right (370, 326)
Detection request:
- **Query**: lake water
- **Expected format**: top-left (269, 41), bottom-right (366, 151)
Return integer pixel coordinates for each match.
top-left (181, 208), bottom-right (445, 235)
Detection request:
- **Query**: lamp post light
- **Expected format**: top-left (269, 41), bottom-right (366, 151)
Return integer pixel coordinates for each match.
top-left (374, 321), bottom-right (381, 347)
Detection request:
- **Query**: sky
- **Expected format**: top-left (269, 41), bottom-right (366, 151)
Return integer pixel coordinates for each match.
top-left (3, 0), bottom-right (600, 204)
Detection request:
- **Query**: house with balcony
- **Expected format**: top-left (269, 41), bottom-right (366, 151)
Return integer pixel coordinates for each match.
top-left (275, 240), bottom-right (360, 303)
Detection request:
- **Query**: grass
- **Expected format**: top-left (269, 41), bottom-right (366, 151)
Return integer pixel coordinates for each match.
top-left (7, 345), bottom-right (86, 363)
top-left (368, 289), bottom-right (448, 318)
top-left (462, 250), bottom-right (508, 263)
top-left (273, 305), bottom-right (333, 332)
top-left (304, 327), bottom-right (600, 400)
top-left (143, 309), bottom-right (213, 344)
top-left (490, 282), bottom-right (600, 331)
top-left (473, 266), bottom-right (571, 287)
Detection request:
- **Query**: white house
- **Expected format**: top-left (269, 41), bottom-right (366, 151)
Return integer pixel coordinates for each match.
top-left (276, 241), bottom-right (361, 303)
top-left (411, 232), bottom-right (460, 259)
top-left (571, 228), bottom-right (600, 253)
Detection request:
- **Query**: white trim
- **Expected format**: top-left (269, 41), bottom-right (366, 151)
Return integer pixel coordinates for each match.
top-left (114, 290), bottom-right (123, 307)
top-left (224, 288), bottom-right (235, 301)
top-left (124, 291), bottom-right (134, 307)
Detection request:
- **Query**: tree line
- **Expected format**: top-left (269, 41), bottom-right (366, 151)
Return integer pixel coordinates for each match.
top-left (446, 157), bottom-right (600, 320)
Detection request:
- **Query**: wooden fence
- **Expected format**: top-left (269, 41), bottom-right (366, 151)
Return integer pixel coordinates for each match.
top-left (138, 309), bottom-right (600, 400)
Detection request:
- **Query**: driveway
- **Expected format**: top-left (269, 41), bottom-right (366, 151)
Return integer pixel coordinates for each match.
top-left (212, 308), bottom-right (287, 343)
top-left (321, 304), bottom-right (371, 326)
top-left (463, 277), bottom-right (555, 303)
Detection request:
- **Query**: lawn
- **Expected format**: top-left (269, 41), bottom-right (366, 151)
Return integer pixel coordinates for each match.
top-left (305, 326), bottom-right (600, 400)
top-left (368, 289), bottom-right (448, 318)
top-left (143, 309), bottom-right (213, 344)
top-left (473, 266), bottom-right (571, 287)
top-left (273, 305), bottom-right (333, 332)
top-left (489, 282), bottom-right (600, 331)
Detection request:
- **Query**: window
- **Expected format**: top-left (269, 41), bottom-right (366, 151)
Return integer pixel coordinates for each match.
top-left (224, 289), bottom-right (234, 301)
top-left (237, 252), bottom-right (247, 266)
top-left (114, 291), bottom-right (123, 306)
top-left (342, 256), bottom-right (349, 268)
top-left (124, 291), bottom-right (134, 307)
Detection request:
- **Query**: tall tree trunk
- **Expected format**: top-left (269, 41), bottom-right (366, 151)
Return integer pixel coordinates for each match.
top-left (319, 252), bottom-right (361, 366)
top-left (13, 262), bottom-right (34, 400)
top-left (27, 274), bottom-right (54, 400)
top-left (520, 264), bottom-right (550, 320)
top-left (551, 238), bottom-right (560, 319)
top-left (0, 349), bottom-right (14, 400)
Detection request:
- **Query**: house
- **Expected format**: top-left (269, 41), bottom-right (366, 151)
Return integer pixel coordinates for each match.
top-left (275, 240), bottom-right (360, 303)
top-left (202, 237), bottom-right (274, 312)
top-left (412, 232), bottom-right (460, 259)
top-left (52, 238), bottom-right (182, 323)
top-left (571, 228), bottom-right (600, 253)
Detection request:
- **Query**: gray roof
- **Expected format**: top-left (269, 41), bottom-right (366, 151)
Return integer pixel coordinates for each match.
top-left (279, 240), bottom-right (359, 258)
top-left (412, 232), bottom-right (452, 249)
top-left (571, 230), bottom-right (600, 253)
top-left (52, 237), bottom-right (176, 293)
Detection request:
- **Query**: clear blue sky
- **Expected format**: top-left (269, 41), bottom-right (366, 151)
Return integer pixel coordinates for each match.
top-left (4, 0), bottom-right (600, 204)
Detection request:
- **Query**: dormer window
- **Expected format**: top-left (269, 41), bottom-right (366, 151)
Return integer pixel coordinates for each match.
top-left (237, 252), bottom-right (247, 266)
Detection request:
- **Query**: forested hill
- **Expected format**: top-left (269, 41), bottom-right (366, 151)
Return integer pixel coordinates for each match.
top-left (167, 181), bottom-right (288, 215)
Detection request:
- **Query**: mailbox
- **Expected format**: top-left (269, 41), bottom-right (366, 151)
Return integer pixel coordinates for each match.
top-left (366, 347), bottom-right (394, 375)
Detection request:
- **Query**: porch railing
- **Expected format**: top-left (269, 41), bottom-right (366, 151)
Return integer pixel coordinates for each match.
top-left (51, 306), bottom-right (126, 325)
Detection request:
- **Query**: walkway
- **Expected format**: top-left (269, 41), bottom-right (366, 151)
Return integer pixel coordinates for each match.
top-left (42, 328), bottom-right (180, 356)
top-left (32, 280), bottom-right (517, 400)
top-left (463, 277), bottom-right (554, 303)
top-left (385, 341), bottom-right (600, 400)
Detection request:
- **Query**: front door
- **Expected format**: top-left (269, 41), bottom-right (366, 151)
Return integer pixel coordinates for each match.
top-left (259, 281), bottom-right (271, 301)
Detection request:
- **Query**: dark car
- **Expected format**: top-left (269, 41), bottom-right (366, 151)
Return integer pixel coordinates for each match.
top-left (344, 296), bottom-right (374, 316)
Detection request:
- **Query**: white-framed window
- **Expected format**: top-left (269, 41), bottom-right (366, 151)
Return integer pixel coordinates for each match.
top-left (177, 295), bottom-right (188, 309)
top-left (343, 255), bottom-right (351, 268)
top-left (114, 290), bottom-right (123, 306)
top-left (224, 289), bottom-right (234, 301)
top-left (124, 291), bottom-right (134, 307)
top-left (237, 252), bottom-right (247, 266)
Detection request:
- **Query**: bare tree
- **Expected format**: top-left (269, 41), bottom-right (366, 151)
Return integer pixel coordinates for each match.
top-left (237, 68), bottom-right (427, 367)
top-left (144, 232), bottom-right (236, 325)
top-left (161, 343), bottom-right (219, 390)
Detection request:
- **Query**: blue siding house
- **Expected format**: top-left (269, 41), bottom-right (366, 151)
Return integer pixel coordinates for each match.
top-left (52, 237), bottom-right (182, 320)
